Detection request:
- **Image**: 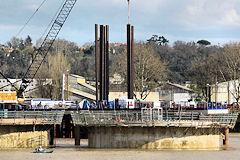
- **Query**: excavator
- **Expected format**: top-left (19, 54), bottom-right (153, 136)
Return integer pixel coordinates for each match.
top-left (0, 0), bottom-right (77, 103)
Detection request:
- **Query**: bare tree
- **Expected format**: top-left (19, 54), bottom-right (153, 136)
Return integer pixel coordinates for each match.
top-left (219, 42), bottom-right (240, 103)
top-left (36, 52), bottom-right (71, 99)
top-left (189, 53), bottom-right (219, 101)
top-left (116, 42), bottom-right (166, 100)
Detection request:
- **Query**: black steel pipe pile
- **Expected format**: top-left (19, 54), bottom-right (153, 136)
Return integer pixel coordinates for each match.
top-left (95, 24), bottom-right (110, 102)
top-left (127, 24), bottom-right (134, 99)
top-left (95, 24), bottom-right (99, 104)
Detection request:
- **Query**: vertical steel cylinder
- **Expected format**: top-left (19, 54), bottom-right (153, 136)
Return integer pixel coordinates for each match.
top-left (96, 24), bottom-right (110, 102)
top-left (99, 25), bottom-right (104, 101)
top-left (127, 24), bottom-right (133, 99)
top-left (106, 25), bottom-right (109, 101)
top-left (103, 26), bottom-right (106, 100)
top-left (95, 24), bottom-right (99, 104)
top-left (130, 25), bottom-right (134, 98)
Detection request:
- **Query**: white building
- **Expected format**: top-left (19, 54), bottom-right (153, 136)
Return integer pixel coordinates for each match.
top-left (0, 79), bottom-right (51, 94)
top-left (210, 80), bottom-right (240, 104)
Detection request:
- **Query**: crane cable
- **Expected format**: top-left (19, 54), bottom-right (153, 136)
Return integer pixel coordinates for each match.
top-left (0, 0), bottom-right (48, 90)
top-left (0, 0), bottom-right (66, 90)
top-left (15, 0), bottom-right (47, 37)
top-left (39, 0), bottom-right (66, 42)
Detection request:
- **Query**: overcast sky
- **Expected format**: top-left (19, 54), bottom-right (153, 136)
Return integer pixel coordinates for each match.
top-left (0, 0), bottom-right (240, 46)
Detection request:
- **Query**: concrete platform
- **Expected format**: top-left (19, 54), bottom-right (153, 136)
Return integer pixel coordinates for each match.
top-left (88, 126), bottom-right (221, 149)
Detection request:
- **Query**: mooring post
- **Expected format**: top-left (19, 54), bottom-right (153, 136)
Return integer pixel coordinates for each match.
top-left (75, 125), bottom-right (81, 146)
top-left (223, 128), bottom-right (229, 145)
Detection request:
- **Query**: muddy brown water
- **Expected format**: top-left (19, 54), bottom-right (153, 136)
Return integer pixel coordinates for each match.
top-left (0, 133), bottom-right (239, 160)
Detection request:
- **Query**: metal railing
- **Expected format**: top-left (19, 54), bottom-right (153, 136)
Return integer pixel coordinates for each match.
top-left (71, 109), bottom-right (238, 128)
top-left (199, 114), bottom-right (237, 126)
top-left (0, 111), bottom-right (65, 125)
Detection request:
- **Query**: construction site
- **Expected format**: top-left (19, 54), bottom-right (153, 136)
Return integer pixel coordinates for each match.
top-left (0, 0), bottom-right (239, 153)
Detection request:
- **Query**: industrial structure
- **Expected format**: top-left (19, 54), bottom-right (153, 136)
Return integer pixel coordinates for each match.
top-left (0, 109), bottom-right (237, 149)
top-left (0, 0), bottom-right (239, 150)
top-left (95, 24), bottom-right (110, 103)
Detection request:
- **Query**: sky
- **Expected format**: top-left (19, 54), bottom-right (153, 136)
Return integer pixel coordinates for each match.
top-left (0, 0), bottom-right (240, 46)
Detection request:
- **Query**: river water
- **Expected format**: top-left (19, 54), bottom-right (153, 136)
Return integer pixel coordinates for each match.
top-left (0, 133), bottom-right (239, 160)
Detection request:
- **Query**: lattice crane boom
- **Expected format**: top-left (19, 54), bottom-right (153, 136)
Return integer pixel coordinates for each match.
top-left (17, 0), bottom-right (77, 97)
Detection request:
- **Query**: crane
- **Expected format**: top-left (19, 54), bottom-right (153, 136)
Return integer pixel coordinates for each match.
top-left (0, 0), bottom-right (77, 98)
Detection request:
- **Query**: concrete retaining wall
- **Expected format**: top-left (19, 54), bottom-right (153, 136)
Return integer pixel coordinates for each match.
top-left (88, 127), bottom-right (221, 149)
top-left (0, 126), bottom-right (49, 149)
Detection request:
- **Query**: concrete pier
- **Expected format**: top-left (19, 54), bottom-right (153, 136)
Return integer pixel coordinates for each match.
top-left (71, 110), bottom-right (238, 150)
top-left (88, 127), bottom-right (221, 149)
top-left (49, 124), bottom-right (56, 146)
top-left (223, 128), bottom-right (229, 145)
top-left (0, 111), bottom-right (64, 148)
top-left (0, 126), bottom-right (49, 149)
top-left (0, 110), bottom-right (237, 149)
top-left (74, 125), bottom-right (80, 145)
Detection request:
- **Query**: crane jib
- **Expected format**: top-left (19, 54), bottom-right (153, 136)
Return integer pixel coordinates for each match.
top-left (16, 0), bottom-right (77, 98)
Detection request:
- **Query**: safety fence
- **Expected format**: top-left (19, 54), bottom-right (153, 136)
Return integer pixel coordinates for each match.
top-left (71, 109), bottom-right (238, 128)
top-left (0, 111), bottom-right (65, 125)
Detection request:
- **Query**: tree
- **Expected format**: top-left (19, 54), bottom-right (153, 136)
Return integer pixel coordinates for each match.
top-left (35, 64), bottom-right (54, 99)
top-left (168, 41), bottom-right (199, 83)
top-left (189, 53), bottom-right (219, 101)
top-left (24, 35), bottom-right (32, 47)
top-left (116, 42), bottom-right (166, 100)
top-left (219, 42), bottom-right (240, 103)
top-left (36, 52), bottom-right (71, 99)
top-left (50, 39), bottom-right (83, 76)
top-left (7, 37), bottom-right (24, 50)
top-left (197, 40), bottom-right (211, 46)
top-left (147, 35), bottom-right (169, 46)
